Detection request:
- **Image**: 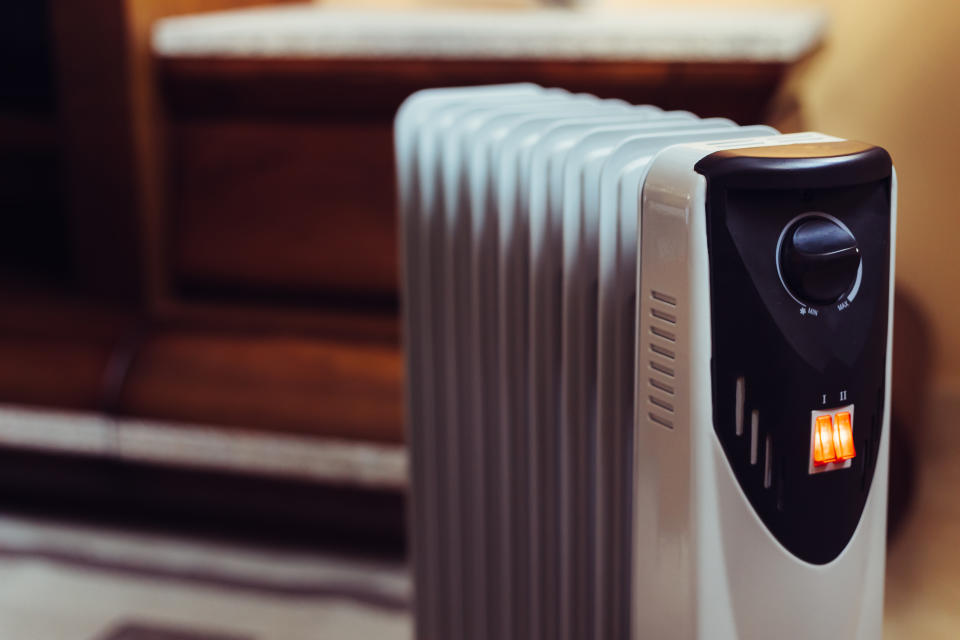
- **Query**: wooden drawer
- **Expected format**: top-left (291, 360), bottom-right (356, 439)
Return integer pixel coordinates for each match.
top-left (168, 118), bottom-right (398, 301)
top-left (120, 326), bottom-right (404, 443)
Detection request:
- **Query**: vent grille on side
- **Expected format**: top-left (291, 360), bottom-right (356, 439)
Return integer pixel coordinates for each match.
top-left (647, 290), bottom-right (678, 429)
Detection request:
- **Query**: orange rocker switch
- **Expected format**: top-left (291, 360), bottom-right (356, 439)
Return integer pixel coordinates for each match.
top-left (813, 411), bottom-right (856, 466)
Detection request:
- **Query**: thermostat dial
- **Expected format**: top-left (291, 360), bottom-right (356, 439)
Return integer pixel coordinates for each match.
top-left (779, 215), bottom-right (861, 306)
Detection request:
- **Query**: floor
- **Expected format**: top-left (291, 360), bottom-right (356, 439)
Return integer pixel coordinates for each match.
top-left (0, 514), bottom-right (411, 640)
top-left (0, 403), bottom-right (957, 639)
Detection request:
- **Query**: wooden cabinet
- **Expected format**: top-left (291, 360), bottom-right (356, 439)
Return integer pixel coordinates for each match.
top-left (0, 1), bottom-right (822, 460)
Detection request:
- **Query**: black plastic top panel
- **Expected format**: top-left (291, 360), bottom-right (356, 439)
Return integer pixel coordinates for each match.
top-left (695, 140), bottom-right (892, 564)
top-left (695, 140), bottom-right (892, 189)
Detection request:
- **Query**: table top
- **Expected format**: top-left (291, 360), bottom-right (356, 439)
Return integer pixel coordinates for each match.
top-left (153, 5), bottom-right (826, 63)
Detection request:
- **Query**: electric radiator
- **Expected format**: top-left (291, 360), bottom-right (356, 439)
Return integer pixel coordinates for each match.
top-left (396, 84), bottom-right (895, 640)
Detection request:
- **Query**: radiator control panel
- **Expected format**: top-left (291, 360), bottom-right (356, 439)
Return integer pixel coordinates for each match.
top-left (696, 140), bottom-right (892, 564)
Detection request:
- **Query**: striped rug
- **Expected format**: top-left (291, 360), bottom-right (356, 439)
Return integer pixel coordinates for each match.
top-left (0, 513), bottom-right (411, 640)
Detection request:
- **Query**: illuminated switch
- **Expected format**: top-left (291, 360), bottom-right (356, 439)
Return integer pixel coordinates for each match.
top-left (834, 411), bottom-right (856, 461)
top-left (813, 414), bottom-right (837, 466)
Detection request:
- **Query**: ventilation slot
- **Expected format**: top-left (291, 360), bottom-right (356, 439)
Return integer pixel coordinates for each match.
top-left (649, 378), bottom-right (674, 395)
top-left (735, 377), bottom-right (745, 436)
top-left (650, 343), bottom-right (675, 359)
top-left (651, 290), bottom-right (676, 306)
top-left (749, 410), bottom-right (760, 465)
top-left (650, 308), bottom-right (676, 324)
top-left (763, 434), bottom-right (773, 489)
top-left (650, 361), bottom-right (674, 378)
top-left (649, 412), bottom-right (674, 429)
top-left (650, 326), bottom-right (675, 342)
top-left (649, 395), bottom-right (674, 413)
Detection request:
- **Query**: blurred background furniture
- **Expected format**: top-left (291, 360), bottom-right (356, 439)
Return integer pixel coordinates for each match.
top-left (0, 1), bottom-right (825, 545)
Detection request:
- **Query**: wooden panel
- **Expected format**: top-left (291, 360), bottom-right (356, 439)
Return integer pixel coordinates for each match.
top-left (43, 0), bottom-right (312, 305)
top-left (0, 290), bottom-right (135, 411)
top-left (159, 56), bottom-right (785, 302)
top-left (125, 0), bottom-right (304, 309)
top-left (50, 0), bottom-right (143, 300)
top-left (0, 337), bottom-right (112, 411)
top-left (159, 57), bottom-right (786, 122)
top-left (152, 299), bottom-right (400, 344)
top-left (168, 119), bottom-right (398, 300)
top-left (0, 287), bottom-right (402, 442)
top-left (120, 328), bottom-right (404, 443)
